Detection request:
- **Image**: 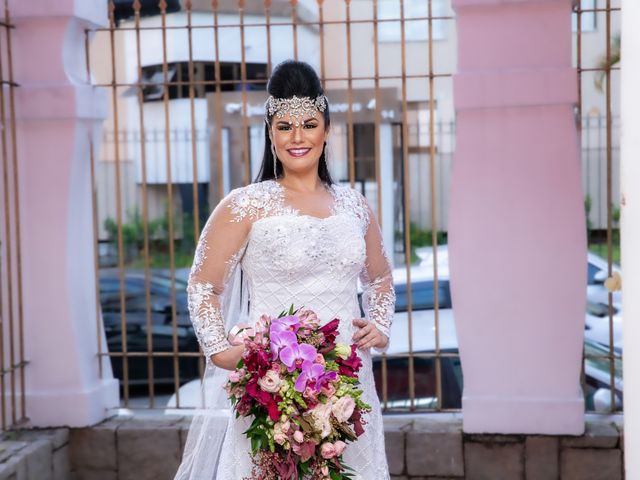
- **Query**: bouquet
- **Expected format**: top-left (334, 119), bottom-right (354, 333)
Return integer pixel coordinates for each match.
top-left (225, 305), bottom-right (371, 480)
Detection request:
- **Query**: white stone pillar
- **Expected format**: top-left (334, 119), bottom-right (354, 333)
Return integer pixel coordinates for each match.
top-left (449, 0), bottom-right (586, 434)
top-left (12, 0), bottom-right (119, 426)
top-left (621, 0), bottom-right (640, 474)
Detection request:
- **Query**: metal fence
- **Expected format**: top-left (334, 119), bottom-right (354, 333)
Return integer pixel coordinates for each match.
top-left (87, 0), bottom-right (622, 414)
top-left (0, 0), bottom-right (27, 429)
top-left (575, 0), bottom-right (622, 414)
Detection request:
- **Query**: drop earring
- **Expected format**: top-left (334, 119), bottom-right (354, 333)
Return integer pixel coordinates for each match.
top-left (271, 144), bottom-right (278, 178)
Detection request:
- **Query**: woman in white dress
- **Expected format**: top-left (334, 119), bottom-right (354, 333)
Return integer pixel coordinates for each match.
top-left (175, 60), bottom-right (395, 480)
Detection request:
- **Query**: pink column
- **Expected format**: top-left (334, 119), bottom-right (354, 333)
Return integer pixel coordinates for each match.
top-left (449, 0), bottom-right (586, 434)
top-left (12, 0), bottom-right (118, 426)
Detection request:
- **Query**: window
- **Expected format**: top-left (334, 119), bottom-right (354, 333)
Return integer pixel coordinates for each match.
top-left (378, 0), bottom-right (448, 42)
top-left (572, 0), bottom-right (597, 33)
top-left (136, 61), bottom-right (268, 103)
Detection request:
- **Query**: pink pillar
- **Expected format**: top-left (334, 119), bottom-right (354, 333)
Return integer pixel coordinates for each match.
top-left (449, 0), bottom-right (586, 434)
top-left (12, 0), bottom-right (119, 426)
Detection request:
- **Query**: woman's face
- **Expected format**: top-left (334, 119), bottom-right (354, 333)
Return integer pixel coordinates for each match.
top-left (269, 112), bottom-right (329, 177)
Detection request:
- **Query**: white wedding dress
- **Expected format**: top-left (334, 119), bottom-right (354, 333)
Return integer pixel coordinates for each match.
top-left (176, 179), bottom-right (395, 480)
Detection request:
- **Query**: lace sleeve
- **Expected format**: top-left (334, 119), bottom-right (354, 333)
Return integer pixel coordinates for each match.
top-left (358, 197), bottom-right (396, 354)
top-left (187, 190), bottom-right (250, 362)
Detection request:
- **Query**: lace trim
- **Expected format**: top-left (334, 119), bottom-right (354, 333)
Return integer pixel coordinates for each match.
top-left (332, 185), bottom-right (370, 234)
top-left (191, 221), bottom-right (212, 276)
top-left (227, 181), bottom-right (296, 222)
top-left (187, 281), bottom-right (230, 358)
top-left (364, 276), bottom-right (395, 338)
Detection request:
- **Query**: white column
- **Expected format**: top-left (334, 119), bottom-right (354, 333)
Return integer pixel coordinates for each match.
top-left (380, 124), bottom-right (395, 265)
top-left (621, 0), bottom-right (640, 475)
top-left (12, 0), bottom-right (119, 426)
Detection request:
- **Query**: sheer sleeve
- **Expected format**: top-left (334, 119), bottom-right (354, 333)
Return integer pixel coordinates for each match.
top-left (187, 192), bottom-right (251, 363)
top-left (358, 198), bottom-right (396, 354)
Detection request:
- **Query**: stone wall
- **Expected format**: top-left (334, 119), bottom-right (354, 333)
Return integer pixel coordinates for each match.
top-left (0, 414), bottom-right (625, 479)
top-left (0, 429), bottom-right (69, 480)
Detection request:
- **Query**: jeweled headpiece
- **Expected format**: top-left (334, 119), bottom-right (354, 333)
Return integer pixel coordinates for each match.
top-left (265, 94), bottom-right (328, 127)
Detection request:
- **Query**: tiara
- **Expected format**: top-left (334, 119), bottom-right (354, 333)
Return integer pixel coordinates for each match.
top-left (265, 94), bottom-right (328, 127)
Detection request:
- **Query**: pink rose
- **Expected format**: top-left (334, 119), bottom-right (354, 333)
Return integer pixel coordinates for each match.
top-left (334, 440), bottom-right (346, 456)
top-left (303, 386), bottom-right (318, 403)
top-left (320, 383), bottom-right (336, 398)
top-left (332, 396), bottom-right (356, 423)
top-left (320, 442), bottom-right (337, 459)
top-left (228, 370), bottom-right (243, 383)
top-left (258, 370), bottom-right (282, 393)
top-left (293, 430), bottom-right (304, 443)
top-left (274, 432), bottom-right (287, 445)
top-left (298, 308), bottom-right (319, 326)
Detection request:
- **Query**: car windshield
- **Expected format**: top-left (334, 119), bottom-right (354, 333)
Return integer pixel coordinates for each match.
top-left (394, 280), bottom-right (452, 312)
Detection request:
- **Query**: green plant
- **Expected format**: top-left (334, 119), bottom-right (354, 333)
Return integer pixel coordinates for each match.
top-left (584, 194), bottom-right (593, 233)
top-left (103, 208), bottom-right (163, 252)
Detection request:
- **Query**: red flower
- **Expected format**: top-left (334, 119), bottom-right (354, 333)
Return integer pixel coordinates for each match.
top-left (318, 319), bottom-right (340, 354)
top-left (336, 344), bottom-right (363, 377)
top-left (236, 393), bottom-right (253, 416)
top-left (244, 348), bottom-right (271, 376)
top-left (274, 450), bottom-right (298, 480)
top-left (246, 379), bottom-right (281, 422)
top-left (350, 408), bottom-right (365, 437)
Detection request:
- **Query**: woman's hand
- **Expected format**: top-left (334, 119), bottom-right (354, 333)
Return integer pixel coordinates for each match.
top-left (228, 323), bottom-right (252, 346)
top-left (352, 318), bottom-right (388, 350)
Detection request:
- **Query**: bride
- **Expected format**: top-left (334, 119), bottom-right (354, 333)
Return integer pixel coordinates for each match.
top-left (174, 60), bottom-right (395, 479)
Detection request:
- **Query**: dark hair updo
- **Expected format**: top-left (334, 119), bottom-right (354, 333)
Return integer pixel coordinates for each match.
top-left (254, 60), bottom-right (333, 184)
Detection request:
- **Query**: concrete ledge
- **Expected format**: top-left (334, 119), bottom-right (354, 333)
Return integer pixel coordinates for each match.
top-left (1, 414), bottom-right (625, 479)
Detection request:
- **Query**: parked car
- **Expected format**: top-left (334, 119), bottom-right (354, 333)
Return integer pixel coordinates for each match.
top-left (584, 301), bottom-right (622, 353)
top-left (99, 271), bottom-right (200, 386)
top-left (412, 246), bottom-right (622, 351)
top-left (371, 274), bottom-right (622, 412)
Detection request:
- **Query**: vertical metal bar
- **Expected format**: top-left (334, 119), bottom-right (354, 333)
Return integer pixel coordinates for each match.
top-left (185, 0), bottom-right (202, 388)
top-left (186, 0), bottom-right (201, 255)
top-left (291, 0), bottom-right (299, 60)
top-left (0, 27), bottom-right (11, 430)
top-left (317, 1), bottom-right (326, 89)
top-left (264, 1), bottom-right (273, 76)
top-left (426, 0), bottom-right (443, 411)
top-left (0, 7), bottom-right (16, 425)
top-left (604, 0), bottom-right (615, 412)
top-left (212, 1), bottom-right (225, 200)
top-left (89, 132), bottom-right (104, 382)
top-left (371, 0), bottom-right (388, 411)
top-left (238, 1), bottom-right (251, 186)
top-left (158, 0), bottom-right (181, 405)
top-left (108, 0), bottom-right (130, 405)
top-left (4, 0), bottom-right (25, 422)
top-left (398, 0), bottom-right (415, 409)
top-left (344, 0), bottom-right (355, 186)
top-left (133, 0), bottom-right (156, 407)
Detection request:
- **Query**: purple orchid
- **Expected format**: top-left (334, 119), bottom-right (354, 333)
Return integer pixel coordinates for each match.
top-left (270, 315), bottom-right (301, 334)
top-left (294, 361), bottom-right (338, 393)
top-left (280, 341), bottom-right (318, 373)
top-left (270, 330), bottom-right (297, 361)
